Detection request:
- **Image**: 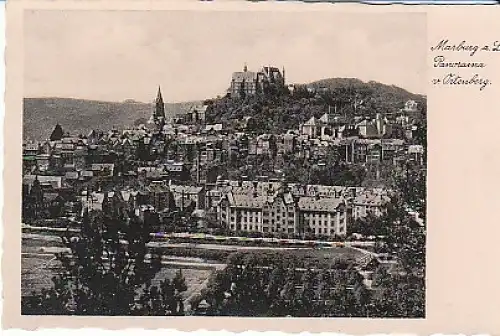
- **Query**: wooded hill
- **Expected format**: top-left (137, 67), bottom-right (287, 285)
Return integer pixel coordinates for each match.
top-left (23, 97), bottom-right (198, 141)
top-left (23, 78), bottom-right (425, 141)
top-left (206, 78), bottom-right (426, 134)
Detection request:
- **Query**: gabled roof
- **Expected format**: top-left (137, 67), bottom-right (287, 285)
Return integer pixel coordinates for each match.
top-left (303, 116), bottom-right (317, 126)
top-left (170, 185), bottom-right (203, 194)
top-left (298, 196), bottom-right (345, 212)
top-left (232, 71), bottom-right (258, 82)
top-left (353, 193), bottom-right (390, 206)
top-left (228, 192), bottom-right (267, 209)
top-left (205, 124), bottom-right (223, 132)
top-left (408, 144), bottom-right (424, 154)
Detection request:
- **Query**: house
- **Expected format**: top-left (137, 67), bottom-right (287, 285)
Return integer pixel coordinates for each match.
top-left (356, 114), bottom-right (393, 139)
top-left (204, 123), bottom-right (224, 134)
top-left (352, 191), bottom-right (390, 220)
top-left (137, 166), bottom-right (168, 180)
top-left (185, 105), bottom-right (208, 124)
top-left (298, 197), bottom-right (350, 237)
top-left (164, 160), bottom-right (189, 181)
top-left (276, 133), bottom-right (296, 155)
top-left (256, 134), bottom-right (276, 156)
top-left (348, 139), bottom-right (404, 164)
top-left (36, 154), bottom-right (51, 172)
top-left (300, 113), bottom-right (352, 140)
top-left (23, 175), bottom-right (63, 191)
top-left (300, 116), bottom-right (320, 138)
top-left (237, 116), bottom-right (256, 132)
top-left (136, 181), bottom-right (172, 212)
top-left (169, 184), bottom-right (205, 210)
top-left (23, 142), bottom-right (40, 157)
top-left (80, 190), bottom-right (129, 215)
top-left (403, 100), bottom-right (419, 114)
top-left (91, 163), bottom-right (115, 178)
top-left (408, 144), bottom-right (425, 165)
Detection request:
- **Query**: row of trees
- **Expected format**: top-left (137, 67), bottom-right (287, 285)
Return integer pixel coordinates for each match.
top-left (196, 250), bottom-right (424, 317)
top-left (22, 209), bottom-right (188, 315)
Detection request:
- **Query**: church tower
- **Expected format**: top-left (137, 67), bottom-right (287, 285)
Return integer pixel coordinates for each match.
top-left (150, 86), bottom-right (166, 127)
top-left (155, 86), bottom-right (166, 121)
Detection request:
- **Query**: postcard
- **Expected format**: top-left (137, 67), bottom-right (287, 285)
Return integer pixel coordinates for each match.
top-left (3, 0), bottom-right (500, 334)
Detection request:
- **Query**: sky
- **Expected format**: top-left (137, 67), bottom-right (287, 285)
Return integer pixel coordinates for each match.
top-left (24, 10), bottom-right (427, 103)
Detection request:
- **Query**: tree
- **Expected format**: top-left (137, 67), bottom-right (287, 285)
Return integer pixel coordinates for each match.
top-left (21, 208), bottom-right (181, 316)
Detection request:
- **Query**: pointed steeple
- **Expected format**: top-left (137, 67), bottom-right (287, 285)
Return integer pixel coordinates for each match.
top-left (150, 86), bottom-right (166, 126)
top-left (156, 85), bottom-right (163, 102)
top-left (155, 86), bottom-right (165, 119)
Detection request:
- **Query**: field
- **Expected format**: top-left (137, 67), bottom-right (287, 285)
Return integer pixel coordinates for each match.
top-left (21, 235), bottom-right (216, 299)
top-left (21, 233), bottom-right (367, 299)
top-left (150, 267), bottom-right (213, 300)
top-left (21, 255), bottom-right (61, 296)
top-left (21, 253), bottom-right (214, 299)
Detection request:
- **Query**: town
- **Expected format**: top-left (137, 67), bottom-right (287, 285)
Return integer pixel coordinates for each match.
top-left (21, 64), bottom-right (427, 317)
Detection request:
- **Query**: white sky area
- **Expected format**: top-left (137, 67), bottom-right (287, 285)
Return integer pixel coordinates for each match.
top-left (24, 10), bottom-right (426, 103)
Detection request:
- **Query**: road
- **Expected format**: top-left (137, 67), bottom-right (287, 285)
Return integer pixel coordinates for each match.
top-left (22, 224), bottom-right (377, 247)
top-left (22, 232), bottom-right (368, 255)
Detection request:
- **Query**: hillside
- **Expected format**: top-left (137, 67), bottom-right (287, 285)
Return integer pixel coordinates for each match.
top-left (23, 79), bottom-right (426, 141)
top-left (308, 78), bottom-right (425, 102)
top-left (206, 78), bottom-right (426, 133)
top-left (23, 98), bottom-right (198, 141)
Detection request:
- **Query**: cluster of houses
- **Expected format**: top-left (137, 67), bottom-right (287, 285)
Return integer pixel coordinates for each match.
top-left (22, 64), bottom-right (425, 238)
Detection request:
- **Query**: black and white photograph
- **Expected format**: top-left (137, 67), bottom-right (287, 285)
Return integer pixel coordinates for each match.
top-left (20, 9), bottom-right (427, 318)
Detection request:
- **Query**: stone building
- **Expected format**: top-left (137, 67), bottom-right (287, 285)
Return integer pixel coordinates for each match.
top-left (217, 184), bottom-right (350, 237)
top-left (229, 64), bottom-right (286, 98)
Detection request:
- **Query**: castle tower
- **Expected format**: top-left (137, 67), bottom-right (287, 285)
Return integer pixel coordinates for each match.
top-left (243, 63), bottom-right (248, 72)
top-left (282, 66), bottom-right (286, 85)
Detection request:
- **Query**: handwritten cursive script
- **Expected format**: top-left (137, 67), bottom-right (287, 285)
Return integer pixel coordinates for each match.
top-left (433, 56), bottom-right (486, 68)
top-left (435, 73), bottom-right (491, 90)
top-left (431, 40), bottom-right (479, 57)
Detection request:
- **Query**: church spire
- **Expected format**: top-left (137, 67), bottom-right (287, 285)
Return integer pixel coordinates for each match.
top-left (150, 85), bottom-right (166, 127)
top-left (156, 85), bottom-right (163, 103)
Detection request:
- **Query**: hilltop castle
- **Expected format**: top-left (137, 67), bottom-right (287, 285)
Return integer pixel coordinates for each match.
top-left (229, 64), bottom-right (286, 98)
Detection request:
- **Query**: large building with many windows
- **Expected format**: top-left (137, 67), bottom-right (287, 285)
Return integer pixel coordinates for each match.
top-left (211, 180), bottom-right (391, 237)
top-left (229, 64), bottom-right (286, 98)
top-left (217, 184), bottom-right (350, 237)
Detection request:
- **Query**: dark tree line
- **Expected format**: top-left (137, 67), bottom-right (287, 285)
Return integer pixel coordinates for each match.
top-left (282, 148), bottom-right (366, 186)
top-left (197, 249), bottom-right (424, 317)
top-left (22, 208), bottom-right (187, 315)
